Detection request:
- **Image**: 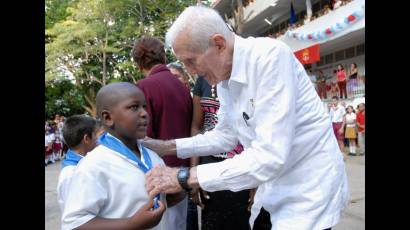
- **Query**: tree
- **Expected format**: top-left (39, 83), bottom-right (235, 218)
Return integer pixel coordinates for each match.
top-left (45, 79), bottom-right (85, 119)
top-left (46, 0), bottom-right (196, 117)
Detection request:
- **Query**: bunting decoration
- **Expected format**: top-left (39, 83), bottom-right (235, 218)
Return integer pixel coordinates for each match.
top-left (286, 5), bottom-right (364, 41)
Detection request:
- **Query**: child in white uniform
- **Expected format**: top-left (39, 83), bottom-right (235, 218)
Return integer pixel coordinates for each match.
top-left (62, 82), bottom-right (167, 230)
top-left (45, 130), bottom-right (55, 165)
top-left (56, 115), bottom-right (100, 212)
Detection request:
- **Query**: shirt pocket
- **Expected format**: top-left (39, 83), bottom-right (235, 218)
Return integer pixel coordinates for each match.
top-left (238, 99), bottom-right (256, 137)
top-left (243, 98), bottom-right (255, 125)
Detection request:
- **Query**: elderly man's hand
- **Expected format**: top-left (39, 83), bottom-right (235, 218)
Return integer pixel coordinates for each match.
top-left (145, 165), bottom-right (183, 197)
top-left (141, 137), bottom-right (177, 157)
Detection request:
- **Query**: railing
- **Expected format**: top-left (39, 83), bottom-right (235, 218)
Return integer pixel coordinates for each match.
top-left (319, 76), bottom-right (365, 101)
top-left (346, 77), bottom-right (365, 98)
top-left (272, 0), bottom-right (356, 38)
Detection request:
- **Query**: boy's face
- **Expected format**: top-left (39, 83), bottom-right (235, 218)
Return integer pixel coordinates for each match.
top-left (106, 89), bottom-right (149, 141)
top-left (332, 98), bottom-right (338, 106)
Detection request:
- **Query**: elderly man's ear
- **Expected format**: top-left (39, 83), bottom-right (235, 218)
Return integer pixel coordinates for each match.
top-left (210, 34), bottom-right (227, 52)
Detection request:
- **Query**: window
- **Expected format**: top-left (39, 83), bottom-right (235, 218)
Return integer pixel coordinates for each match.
top-left (345, 47), bottom-right (355, 59)
top-left (317, 56), bottom-right (325, 66)
top-left (335, 50), bottom-right (345, 61)
top-left (325, 54), bottom-right (333, 64)
top-left (356, 43), bottom-right (365, 56)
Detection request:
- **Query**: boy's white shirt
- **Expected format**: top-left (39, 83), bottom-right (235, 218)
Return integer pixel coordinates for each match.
top-left (57, 165), bottom-right (78, 212)
top-left (61, 136), bottom-right (167, 230)
top-left (45, 133), bottom-right (54, 146)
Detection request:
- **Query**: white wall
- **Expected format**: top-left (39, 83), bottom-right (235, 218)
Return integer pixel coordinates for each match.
top-left (278, 0), bottom-right (365, 52)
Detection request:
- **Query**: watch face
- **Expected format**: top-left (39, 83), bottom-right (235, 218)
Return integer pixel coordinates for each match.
top-left (179, 169), bottom-right (188, 178)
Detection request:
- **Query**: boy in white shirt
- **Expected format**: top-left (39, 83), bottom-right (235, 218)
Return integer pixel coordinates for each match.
top-left (45, 130), bottom-right (55, 165)
top-left (57, 115), bottom-right (100, 212)
top-left (61, 82), bottom-right (168, 230)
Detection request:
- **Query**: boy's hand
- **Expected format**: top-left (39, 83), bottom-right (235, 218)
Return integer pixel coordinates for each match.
top-left (130, 198), bottom-right (166, 229)
top-left (190, 188), bottom-right (208, 209)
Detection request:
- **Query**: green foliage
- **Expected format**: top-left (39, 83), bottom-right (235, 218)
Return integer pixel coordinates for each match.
top-left (46, 0), bottom-right (196, 116)
top-left (45, 79), bottom-right (85, 118)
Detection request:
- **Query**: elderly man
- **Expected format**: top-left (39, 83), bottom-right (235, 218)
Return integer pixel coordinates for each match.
top-left (143, 6), bottom-right (349, 230)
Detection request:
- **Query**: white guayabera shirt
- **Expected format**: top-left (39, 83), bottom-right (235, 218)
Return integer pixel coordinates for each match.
top-left (176, 35), bottom-right (349, 230)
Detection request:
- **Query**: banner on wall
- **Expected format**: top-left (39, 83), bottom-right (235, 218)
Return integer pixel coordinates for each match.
top-left (294, 44), bottom-right (320, 64)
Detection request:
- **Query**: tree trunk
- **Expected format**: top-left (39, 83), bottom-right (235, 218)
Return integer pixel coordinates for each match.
top-left (83, 90), bottom-right (97, 117)
top-left (102, 30), bottom-right (108, 86)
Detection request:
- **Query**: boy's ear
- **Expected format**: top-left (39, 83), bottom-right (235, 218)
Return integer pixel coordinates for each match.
top-left (83, 133), bottom-right (91, 145)
top-left (101, 110), bottom-right (114, 127)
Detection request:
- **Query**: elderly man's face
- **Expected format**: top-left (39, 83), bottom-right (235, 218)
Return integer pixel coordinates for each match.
top-left (173, 33), bottom-right (230, 85)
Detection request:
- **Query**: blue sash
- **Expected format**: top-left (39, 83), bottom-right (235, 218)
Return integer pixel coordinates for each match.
top-left (98, 132), bottom-right (160, 209)
top-left (62, 149), bottom-right (83, 168)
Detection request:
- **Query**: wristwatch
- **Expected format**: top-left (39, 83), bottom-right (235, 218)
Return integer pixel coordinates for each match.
top-left (177, 167), bottom-right (192, 192)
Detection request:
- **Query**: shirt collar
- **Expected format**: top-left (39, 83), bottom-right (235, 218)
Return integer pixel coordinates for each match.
top-left (147, 64), bottom-right (169, 77)
top-left (229, 35), bottom-right (249, 85)
top-left (105, 132), bottom-right (145, 160)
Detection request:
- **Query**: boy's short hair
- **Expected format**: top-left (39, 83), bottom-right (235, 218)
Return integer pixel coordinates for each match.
top-left (62, 115), bottom-right (98, 149)
top-left (332, 96), bottom-right (339, 100)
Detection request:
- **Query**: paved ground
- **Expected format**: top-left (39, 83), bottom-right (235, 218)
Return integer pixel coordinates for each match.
top-left (333, 155), bottom-right (365, 230)
top-left (45, 155), bottom-right (364, 229)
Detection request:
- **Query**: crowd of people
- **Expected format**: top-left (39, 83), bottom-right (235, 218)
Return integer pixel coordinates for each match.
top-left (48, 5), bottom-right (366, 230)
top-left (45, 115), bottom-right (66, 165)
top-left (308, 62), bottom-right (365, 100)
top-left (270, 0), bottom-right (355, 38)
top-left (328, 96), bottom-right (365, 158)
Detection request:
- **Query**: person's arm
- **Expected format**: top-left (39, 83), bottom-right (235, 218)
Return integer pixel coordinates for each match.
top-left (356, 117), bottom-right (365, 130)
top-left (189, 94), bottom-right (205, 208)
top-left (74, 200), bottom-right (165, 230)
top-left (146, 42), bottom-right (299, 194)
top-left (165, 192), bottom-right (186, 208)
top-left (193, 43), bottom-right (298, 192)
top-left (339, 114), bottom-right (346, 134)
top-left (190, 95), bottom-right (203, 168)
top-left (142, 94), bottom-right (239, 158)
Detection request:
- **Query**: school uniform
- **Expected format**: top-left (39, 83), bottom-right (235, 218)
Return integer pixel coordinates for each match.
top-left (45, 133), bottom-right (55, 164)
top-left (57, 149), bottom-right (84, 212)
top-left (61, 133), bottom-right (168, 230)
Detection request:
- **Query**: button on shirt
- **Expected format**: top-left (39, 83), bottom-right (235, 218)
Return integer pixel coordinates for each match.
top-left (175, 35), bottom-right (349, 230)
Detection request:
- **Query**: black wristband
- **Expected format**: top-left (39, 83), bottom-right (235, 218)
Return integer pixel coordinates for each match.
top-left (177, 167), bottom-right (192, 192)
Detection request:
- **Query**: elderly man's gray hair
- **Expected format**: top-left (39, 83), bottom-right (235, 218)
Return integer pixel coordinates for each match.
top-left (166, 6), bottom-right (234, 53)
